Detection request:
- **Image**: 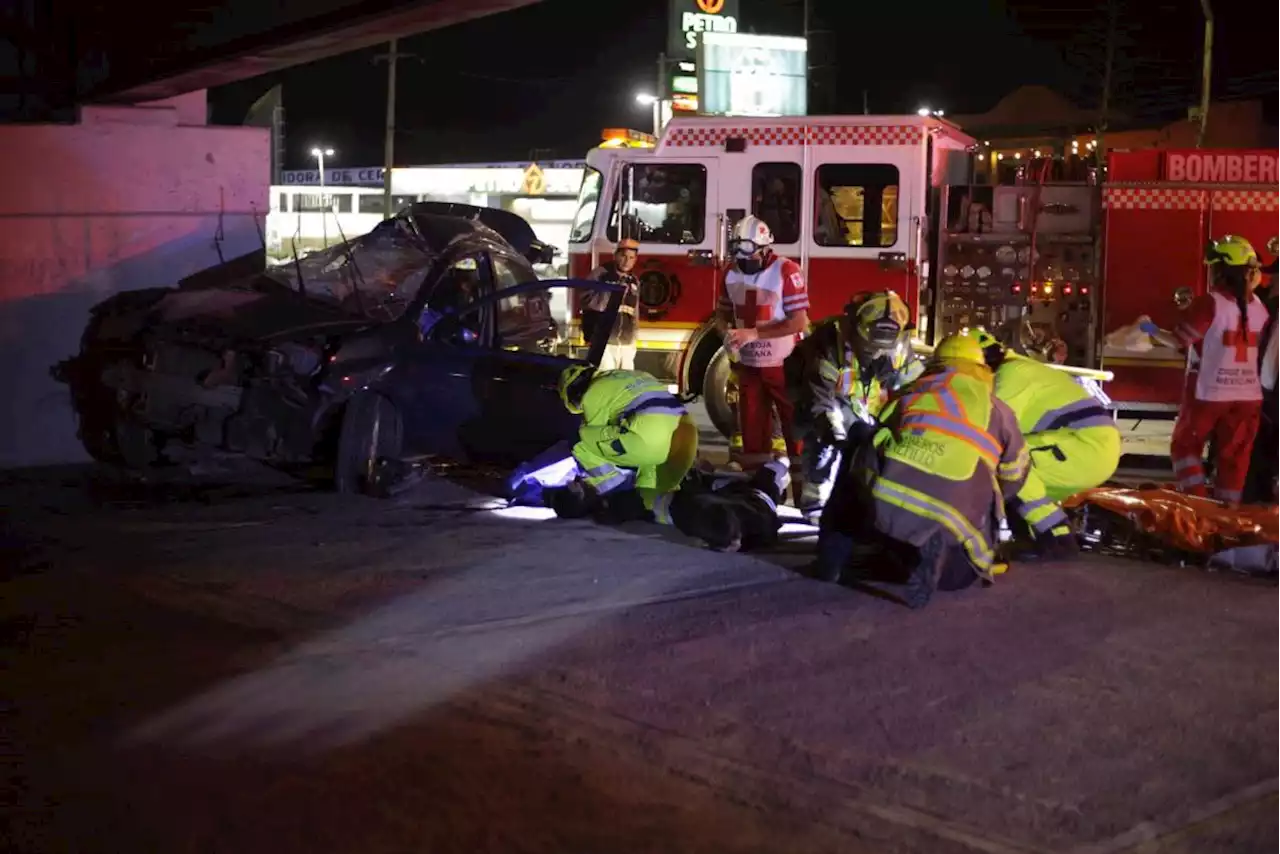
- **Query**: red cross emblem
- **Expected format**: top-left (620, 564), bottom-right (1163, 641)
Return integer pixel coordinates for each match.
top-left (1222, 327), bottom-right (1258, 362)
top-left (741, 289), bottom-right (758, 328)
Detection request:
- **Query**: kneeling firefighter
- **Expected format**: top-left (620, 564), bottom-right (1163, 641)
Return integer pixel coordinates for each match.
top-left (789, 290), bottom-right (923, 521)
top-left (811, 334), bottom-right (1030, 609)
top-left (972, 329), bottom-right (1118, 555)
top-left (546, 366), bottom-right (788, 550)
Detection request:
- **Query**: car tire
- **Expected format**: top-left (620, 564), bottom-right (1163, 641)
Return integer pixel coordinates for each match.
top-left (702, 347), bottom-right (735, 439)
top-left (114, 416), bottom-right (160, 469)
top-left (334, 392), bottom-right (403, 495)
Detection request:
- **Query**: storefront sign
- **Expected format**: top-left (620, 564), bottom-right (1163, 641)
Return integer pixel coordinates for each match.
top-left (668, 0), bottom-right (740, 57)
top-left (671, 75), bottom-right (698, 95)
top-left (281, 167), bottom-right (385, 186)
top-left (1162, 151), bottom-right (1277, 184)
top-left (393, 166), bottom-right (585, 197)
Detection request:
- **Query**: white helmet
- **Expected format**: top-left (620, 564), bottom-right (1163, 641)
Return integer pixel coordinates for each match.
top-left (731, 215), bottom-right (774, 258)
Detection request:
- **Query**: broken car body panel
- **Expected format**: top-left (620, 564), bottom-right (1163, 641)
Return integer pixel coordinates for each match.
top-left (52, 204), bottom-right (622, 479)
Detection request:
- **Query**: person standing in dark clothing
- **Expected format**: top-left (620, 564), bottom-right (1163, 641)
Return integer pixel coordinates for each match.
top-left (1244, 238), bottom-right (1278, 503)
top-left (582, 238), bottom-right (642, 371)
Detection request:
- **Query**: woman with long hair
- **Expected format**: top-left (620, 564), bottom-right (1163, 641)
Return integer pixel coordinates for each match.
top-left (1148, 235), bottom-right (1269, 506)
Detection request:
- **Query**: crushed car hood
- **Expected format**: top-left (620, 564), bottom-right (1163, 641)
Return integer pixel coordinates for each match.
top-left (146, 284), bottom-right (374, 343)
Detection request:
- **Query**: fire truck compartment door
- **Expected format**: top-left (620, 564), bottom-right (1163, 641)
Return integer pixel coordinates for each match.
top-left (806, 145), bottom-right (923, 314)
top-left (1102, 191), bottom-right (1207, 333)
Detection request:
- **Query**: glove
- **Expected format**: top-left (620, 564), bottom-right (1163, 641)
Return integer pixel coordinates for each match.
top-left (816, 412), bottom-right (846, 447)
top-left (1138, 320), bottom-right (1160, 336)
top-left (725, 327), bottom-right (758, 350)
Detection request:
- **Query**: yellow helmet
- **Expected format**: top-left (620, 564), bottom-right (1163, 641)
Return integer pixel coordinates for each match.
top-left (845, 290), bottom-right (911, 365)
top-left (933, 333), bottom-right (987, 366)
top-left (970, 328), bottom-right (1000, 351)
top-left (558, 364), bottom-right (593, 414)
top-left (1205, 235), bottom-right (1258, 267)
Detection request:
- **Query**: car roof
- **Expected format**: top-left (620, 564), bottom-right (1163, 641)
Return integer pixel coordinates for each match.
top-left (403, 210), bottom-right (513, 256)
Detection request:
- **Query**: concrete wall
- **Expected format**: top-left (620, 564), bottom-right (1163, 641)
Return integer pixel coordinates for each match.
top-left (0, 92), bottom-right (269, 469)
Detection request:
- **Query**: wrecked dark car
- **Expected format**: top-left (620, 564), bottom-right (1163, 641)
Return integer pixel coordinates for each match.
top-left (52, 203), bottom-right (621, 493)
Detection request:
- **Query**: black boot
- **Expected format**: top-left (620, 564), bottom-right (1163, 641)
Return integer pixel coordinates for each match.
top-left (1026, 527), bottom-right (1080, 561)
top-left (593, 488), bottom-right (652, 525)
top-left (809, 529), bottom-right (855, 583)
top-left (546, 481), bottom-right (600, 519)
top-left (903, 536), bottom-right (945, 609)
top-left (669, 489), bottom-right (743, 551)
top-left (713, 482), bottom-right (782, 551)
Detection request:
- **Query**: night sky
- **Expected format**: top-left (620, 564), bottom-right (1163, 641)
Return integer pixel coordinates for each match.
top-left (206, 0), bottom-right (1278, 170)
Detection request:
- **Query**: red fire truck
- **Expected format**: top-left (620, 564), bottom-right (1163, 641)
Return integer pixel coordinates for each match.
top-left (565, 114), bottom-right (975, 435)
top-left (1098, 148), bottom-right (1278, 412)
top-left (564, 114), bottom-right (1278, 445)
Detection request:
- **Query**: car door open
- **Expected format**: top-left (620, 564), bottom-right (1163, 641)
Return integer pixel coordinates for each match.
top-left (432, 278), bottom-right (623, 465)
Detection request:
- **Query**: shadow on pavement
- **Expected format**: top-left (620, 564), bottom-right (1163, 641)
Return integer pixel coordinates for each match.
top-left (2, 463), bottom-right (1277, 853)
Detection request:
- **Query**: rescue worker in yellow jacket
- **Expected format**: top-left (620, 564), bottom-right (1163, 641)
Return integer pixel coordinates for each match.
top-left (552, 366), bottom-right (698, 518)
top-left (790, 290), bottom-right (923, 521)
top-left (971, 329), bottom-right (1119, 556)
top-left (811, 334), bottom-right (1029, 609)
top-left (550, 365), bottom-right (785, 549)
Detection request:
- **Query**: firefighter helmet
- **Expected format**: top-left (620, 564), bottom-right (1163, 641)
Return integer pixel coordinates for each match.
top-left (845, 290), bottom-right (911, 368)
top-left (933, 333), bottom-right (987, 366)
top-left (1205, 235), bottom-right (1258, 267)
top-left (730, 215), bottom-right (774, 257)
top-left (968, 327), bottom-right (1006, 367)
top-left (970, 328), bottom-right (1000, 350)
top-left (616, 238), bottom-right (640, 252)
top-left (558, 364), bottom-right (593, 414)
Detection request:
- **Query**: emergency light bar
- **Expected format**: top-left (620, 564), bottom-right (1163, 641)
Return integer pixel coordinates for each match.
top-left (600, 128), bottom-right (657, 148)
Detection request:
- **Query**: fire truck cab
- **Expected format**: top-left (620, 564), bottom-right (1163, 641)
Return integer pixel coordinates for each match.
top-left (565, 114), bottom-right (977, 435)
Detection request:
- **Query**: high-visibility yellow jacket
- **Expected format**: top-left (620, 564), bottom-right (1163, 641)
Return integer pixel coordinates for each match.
top-left (870, 363), bottom-right (1029, 577)
top-left (994, 355), bottom-right (1115, 435)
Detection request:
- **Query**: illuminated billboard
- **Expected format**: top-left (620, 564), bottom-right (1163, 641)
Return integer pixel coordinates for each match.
top-left (696, 33), bottom-right (807, 118)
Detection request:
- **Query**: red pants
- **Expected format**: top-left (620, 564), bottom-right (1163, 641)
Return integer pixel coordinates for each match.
top-left (1170, 398), bottom-right (1262, 503)
top-left (734, 363), bottom-right (798, 468)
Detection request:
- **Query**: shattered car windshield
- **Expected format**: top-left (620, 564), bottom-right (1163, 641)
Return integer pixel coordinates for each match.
top-left (266, 217), bottom-right (436, 317)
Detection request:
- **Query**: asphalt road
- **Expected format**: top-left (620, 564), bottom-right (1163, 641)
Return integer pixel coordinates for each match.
top-left (3, 464), bottom-right (1274, 854)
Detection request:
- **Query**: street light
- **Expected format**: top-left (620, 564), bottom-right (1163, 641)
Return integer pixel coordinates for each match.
top-left (635, 93), bottom-right (660, 139)
top-left (310, 146), bottom-right (335, 186)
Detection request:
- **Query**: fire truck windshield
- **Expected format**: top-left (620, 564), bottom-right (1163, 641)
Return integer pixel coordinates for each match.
top-left (569, 168), bottom-right (603, 243)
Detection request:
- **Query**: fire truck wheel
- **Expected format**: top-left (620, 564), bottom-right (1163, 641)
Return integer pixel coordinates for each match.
top-left (702, 348), bottom-right (736, 439)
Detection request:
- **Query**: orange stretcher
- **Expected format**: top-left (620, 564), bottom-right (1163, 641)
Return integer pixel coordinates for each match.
top-left (1064, 487), bottom-right (1279, 554)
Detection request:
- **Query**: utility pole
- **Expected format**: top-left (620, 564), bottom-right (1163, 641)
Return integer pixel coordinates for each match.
top-left (1196, 0), bottom-right (1214, 148)
top-left (656, 52), bottom-right (666, 135)
top-left (803, 0), bottom-right (833, 114)
top-left (374, 40), bottom-right (412, 219)
top-left (1096, 0), bottom-right (1118, 168)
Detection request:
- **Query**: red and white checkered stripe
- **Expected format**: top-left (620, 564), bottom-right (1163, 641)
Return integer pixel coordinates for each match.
top-left (1210, 190), bottom-right (1279, 212)
top-left (1103, 187), bottom-right (1206, 211)
top-left (664, 124), bottom-right (924, 148)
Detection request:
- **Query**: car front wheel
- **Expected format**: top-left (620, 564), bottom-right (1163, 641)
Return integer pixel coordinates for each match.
top-left (334, 392), bottom-right (403, 495)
